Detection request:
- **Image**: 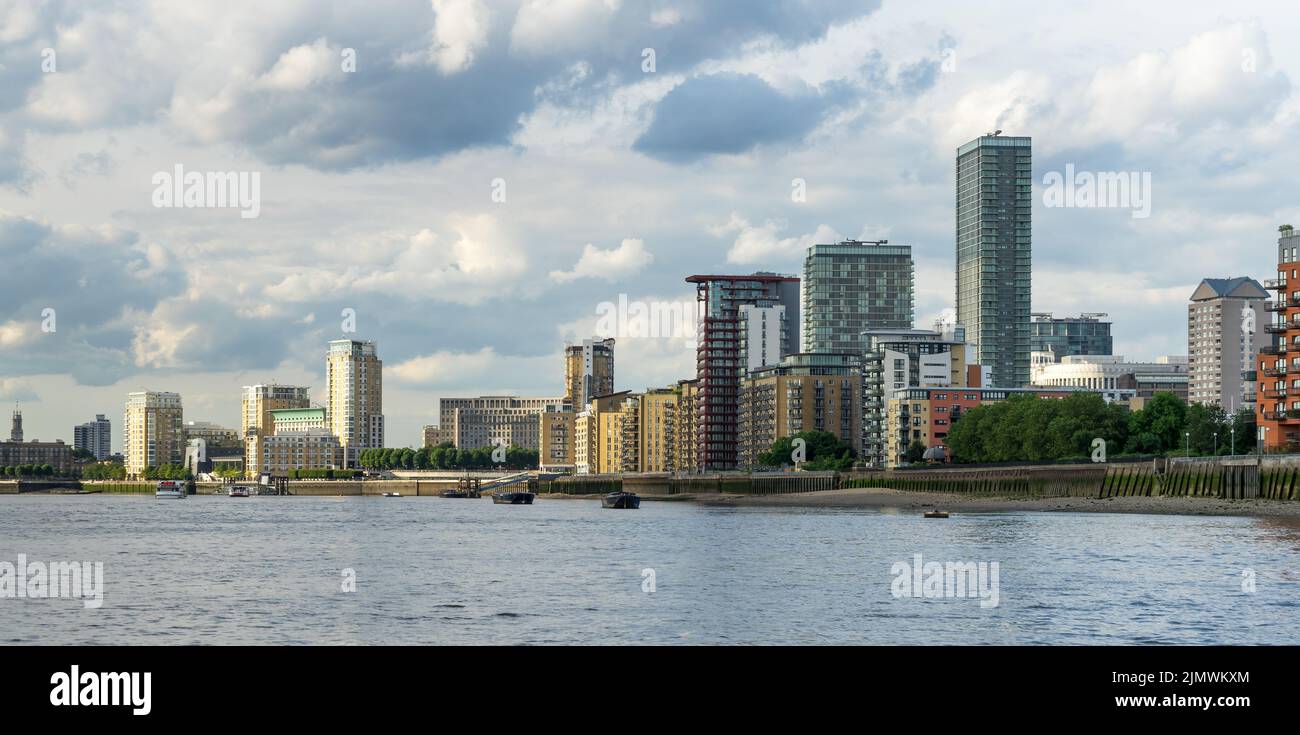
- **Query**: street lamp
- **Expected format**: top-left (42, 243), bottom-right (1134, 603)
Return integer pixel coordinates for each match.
top-left (1213, 432), bottom-right (1218, 456)
top-left (1231, 423), bottom-right (1236, 456)
top-left (1185, 431), bottom-right (1191, 457)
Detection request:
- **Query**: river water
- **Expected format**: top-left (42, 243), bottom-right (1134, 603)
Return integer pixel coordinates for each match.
top-left (1, 495), bottom-right (1297, 645)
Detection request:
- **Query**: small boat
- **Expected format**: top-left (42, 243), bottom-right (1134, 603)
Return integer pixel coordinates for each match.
top-left (923, 510), bottom-right (949, 519)
top-left (440, 489), bottom-right (480, 498)
top-left (601, 491), bottom-right (640, 509)
top-left (155, 480), bottom-right (187, 499)
top-left (492, 491), bottom-right (535, 505)
top-left (442, 477), bottom-right (482, 498)
top-left (382, 492), bottom-right (401, 498)
top-left (227, 485), bottom-right (252, 498)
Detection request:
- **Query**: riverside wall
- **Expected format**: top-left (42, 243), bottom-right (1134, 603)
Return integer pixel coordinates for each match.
top-left (842, 457), bottom-right (1299, 501)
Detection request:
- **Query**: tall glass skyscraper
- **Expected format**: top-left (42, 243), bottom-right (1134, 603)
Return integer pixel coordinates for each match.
top-left (803, 239), bottom-right (914, 354)
top-left (956, 134), bottom-right (1032, 387)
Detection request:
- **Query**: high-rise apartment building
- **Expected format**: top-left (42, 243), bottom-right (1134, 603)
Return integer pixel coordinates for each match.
top-left (241, 384), bottom-right (311, 478)
top-left (737, 352), bottom-right (863, 469)
top-left (327, 339), bottom-right (384, 468)
top-left (564, 338), bottom-right (615, 408)
top-left (123, 391), bottom-right (184, 477)
top-left (1257, 227), bottom-right (1300, 449)
top-left (803, 240), bottom-right (914, 354)
top-left (956, 133), bottom-right (1032, 387)
top-left (74, 414), bottom-right (112, 460)
top-left (687, 273), bottom-right (800, 470)
top-left (1188, 277), bottom-right (1268, 410)
top-left (1030, 313), bottom-right (1113, 358)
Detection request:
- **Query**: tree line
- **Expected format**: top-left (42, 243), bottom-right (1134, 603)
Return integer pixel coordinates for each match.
top-left (359, 443), bottom-right (539, 471)
top-left (944, 392), bottom-right (1256, 464)
top-left (1, 465), bottom-right (60, 478)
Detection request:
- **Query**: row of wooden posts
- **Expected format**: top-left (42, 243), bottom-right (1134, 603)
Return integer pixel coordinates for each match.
top-left (536, 461), bottom-right (1300, 500)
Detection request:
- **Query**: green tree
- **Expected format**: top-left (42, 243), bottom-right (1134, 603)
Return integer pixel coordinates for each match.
top-left (759, 430), bottom-right (855, 470)
top-left (1128, 392), bottom-right (1186, 453)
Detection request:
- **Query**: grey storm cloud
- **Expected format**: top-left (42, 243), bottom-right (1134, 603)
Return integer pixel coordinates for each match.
top-left (632, 73), bottom-right (844, 163)
top-left (0, 0), bottom-right (882, 178)
top-left (0, 214), bottom-right (182, 384)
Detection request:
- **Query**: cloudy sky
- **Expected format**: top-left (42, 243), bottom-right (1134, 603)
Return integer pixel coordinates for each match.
top-left (1, 0), bottom-right (1298, 451)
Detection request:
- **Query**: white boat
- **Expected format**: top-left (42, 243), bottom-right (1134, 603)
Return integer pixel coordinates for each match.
top-left (228, 485), bottom-right (252, 498)
top-left (155, 480), bottom-right (187, 499)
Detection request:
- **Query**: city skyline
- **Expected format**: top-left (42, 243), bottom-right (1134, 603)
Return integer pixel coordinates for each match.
top-left (2, 2), bottom-right (1298, 449)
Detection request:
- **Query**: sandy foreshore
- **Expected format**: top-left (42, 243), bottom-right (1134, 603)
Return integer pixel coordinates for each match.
top-left (685, 487), bottom-right (1300, 520)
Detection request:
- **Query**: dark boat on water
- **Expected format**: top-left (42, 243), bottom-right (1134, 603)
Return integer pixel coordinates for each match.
top-left (601, 491), bottom-right (640, 509)
top-left (492, 490), bottom-right (535, 505)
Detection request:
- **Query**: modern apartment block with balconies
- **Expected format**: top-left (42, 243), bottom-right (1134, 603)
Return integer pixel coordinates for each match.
top-left (861, 326), bottom-right (974, 468)
top-left (1257, 226), bottom-right (1300, 449)
top-left (686, 273), bottom-right (800, 471)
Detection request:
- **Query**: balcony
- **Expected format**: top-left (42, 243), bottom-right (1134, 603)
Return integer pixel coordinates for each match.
top-left (1261, 388), bottom-right (1289, 400)
top-left (1266, 323), bottom-right (1297, 334)
top-left (1262, 410), bottom-right (1300, 422)
top-left (1265, 278), bottom-right (1287, 291)
top-left (1262, 366), bottom-right (1289, 377)
top-left (1260, 344), bottom-right (1288, 356)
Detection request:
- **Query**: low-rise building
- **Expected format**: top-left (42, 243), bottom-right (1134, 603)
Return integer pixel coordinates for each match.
top-left (270, 408), bottom-right (328, 434)
top-left (1031, 353), bottom-right (1188, 400)
top-left (438, 395), bottom-right (567, 450)
top-left (862, 326), bottom-right (977, 468)
top-left (884, 386), bottom-right (1131, 468)
top-left (538, 407), bottom-right (576, 472)
top-left (421, 424), bottom-right (455, 448)
top-left (0, 439), bottom-right (75, 474)
top-left (259, 429), bottom-right (343, 475)
top-left (571, 384), bottom-right (697, 475)
top-left (574, 392), bottom-right (631, 474)
top-left (183, 421), bottom-right (241, 453)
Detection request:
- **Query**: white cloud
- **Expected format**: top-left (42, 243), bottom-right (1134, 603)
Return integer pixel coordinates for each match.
top-left (256, 38), bottom-right (338, 91)
top-left (1080, 21), bottom-right (1287, 139)
top-left (401, 0), bottom-right (493, 74)
top-left (510, 0), bottom-right (621, 56)
top-left (0, 320), bottom-right (36, 348)
top-left (549, 238), bottom-right (653, 282)
top-left (711, 214), bottom-right (840, 265)
top-left (650, 8), bottom-right (682, 28)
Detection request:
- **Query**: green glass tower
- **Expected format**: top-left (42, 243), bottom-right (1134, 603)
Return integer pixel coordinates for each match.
top-left (802, 240), bottom-right (914, 354)
top-left (956, 134), bottom-right (1032, 387)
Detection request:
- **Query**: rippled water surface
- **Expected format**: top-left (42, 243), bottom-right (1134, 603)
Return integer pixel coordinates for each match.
top-left (1, 495), bottom-right (1298, 644)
